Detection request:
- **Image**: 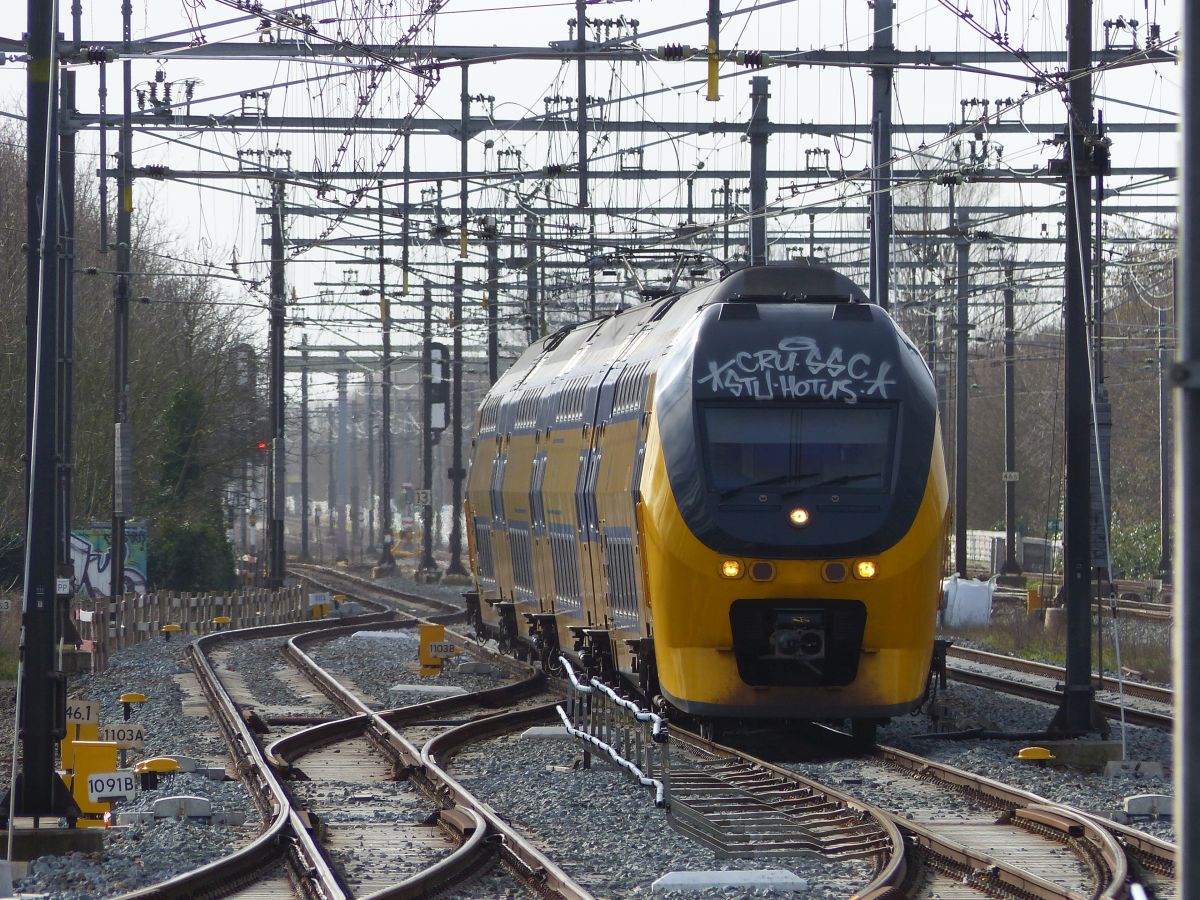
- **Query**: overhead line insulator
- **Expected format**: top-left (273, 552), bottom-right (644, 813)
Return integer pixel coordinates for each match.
top-left (737, 50), bottom-right (772, 69)
top-left (657, 44), bottom-right (696, 62)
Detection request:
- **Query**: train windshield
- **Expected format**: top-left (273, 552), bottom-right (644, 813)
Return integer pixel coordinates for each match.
top-left (702, 405), bottom-right (894, 494)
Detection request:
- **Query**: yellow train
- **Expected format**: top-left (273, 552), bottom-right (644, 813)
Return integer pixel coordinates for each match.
top-left (464, 264), bottom-right (949, 740)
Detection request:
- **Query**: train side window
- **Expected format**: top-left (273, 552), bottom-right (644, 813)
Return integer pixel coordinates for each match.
top-left (473, 518), bottom-right (496, 588)
top-left (550, 524), bottom-right (582, 612)
top-left (510, 525), bottom-right (535, 602)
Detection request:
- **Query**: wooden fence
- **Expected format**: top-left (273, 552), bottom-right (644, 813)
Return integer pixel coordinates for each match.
top-left (77, 585), bottom-right (308, 670)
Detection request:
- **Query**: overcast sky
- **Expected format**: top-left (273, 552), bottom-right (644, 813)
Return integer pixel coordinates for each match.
top-left (2, 1), bottom-right (1181, 404)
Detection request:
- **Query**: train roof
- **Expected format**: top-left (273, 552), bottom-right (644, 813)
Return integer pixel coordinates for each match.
top-left (479, 264), bottom-right (882, 420)
top-left (707, 263), bottom-right (870, 305)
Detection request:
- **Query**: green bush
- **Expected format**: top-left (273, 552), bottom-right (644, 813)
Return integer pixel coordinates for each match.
top-left (1108, 519), bottom-right (1164, 580)
top-left (149, 519), bottom-right (236, 592)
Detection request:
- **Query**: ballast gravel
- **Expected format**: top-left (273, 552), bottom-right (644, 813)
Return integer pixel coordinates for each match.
top-left (772, 676), bottom-right (1175, 843)
top-left (5, 573), bottom-right (1177, 898)
top-left (452, 730), bottom-right (876, 898)
top-left (217, 634), bottom-right (342, 715)
top-left (305, 628), bottom-right (512, 709)
top-left (16, 634), bottom-right (262, 899)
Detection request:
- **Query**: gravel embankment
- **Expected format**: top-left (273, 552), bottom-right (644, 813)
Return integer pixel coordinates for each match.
top-left (454, 729), bottom-right (876, 898)
top-left (16, 635), bottom-right (262, 899)
top-left (776, 676), bottom-right (1175, 843)
top-left (306, 628), bottom-right (513, 709)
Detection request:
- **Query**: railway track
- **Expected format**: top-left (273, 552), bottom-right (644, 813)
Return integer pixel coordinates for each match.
top-left (269, 616), bottom-right (584, 897)
top-left (990, 586), bottom-right (1173, 624)
top-left (291, 563), bottom-right (466, 620)
top-left (126, 576), bottom-right (594, 899)
top-left (945, 646), bottom-right (1173, 732)
top-left (682, 727), bottom-right (1176, 899)
top-left (110, 566), bottom-right (1175, 898)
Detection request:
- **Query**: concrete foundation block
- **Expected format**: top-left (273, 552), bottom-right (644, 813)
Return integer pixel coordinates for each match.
top-left (1104, 760), bottom-right (1166, 779)
top-left (115, 811), bottom-right (155, 826)
top-left (1038, 739), bottom-right (1124, 771)
top-left (0, 828), bottom-right (104, 859)
top-left (520, 726), bottom-right (574, 741)
top-left (651, 869), bottom-right (808, 894)
top-left (1124, 793), bottom-right (1173, 818)
top-left (153, 795), bottom-right (212, 820)
top-left (352, 631), bottom-right (411, 641)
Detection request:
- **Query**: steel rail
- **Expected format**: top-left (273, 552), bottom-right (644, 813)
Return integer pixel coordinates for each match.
top-left (946, 664), bottom-right (1174, 731)
top-left (111, 611), bottom-right (392, 900)
top-left (665, 730), bottom-right (907, 898)
top-left (946, 645), bottom-right (1173, 705)
top-left (876, 743), bottom-right (1175, 895)
top-left (281, 619), bottom-right (592, 897)
top-left (292, 562), bottom-right (466, 618)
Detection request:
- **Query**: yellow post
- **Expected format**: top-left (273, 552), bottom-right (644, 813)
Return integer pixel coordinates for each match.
top-left (1027, 587), bottom-right (1044, 613)
top-left (706, 39), bottom-right (720, 101)
top-left (418, 623), bottom-right (446, 676)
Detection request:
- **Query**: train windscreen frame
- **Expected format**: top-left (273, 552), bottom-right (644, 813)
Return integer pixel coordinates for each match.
top-left (700, 403), bottom-right (897, 495)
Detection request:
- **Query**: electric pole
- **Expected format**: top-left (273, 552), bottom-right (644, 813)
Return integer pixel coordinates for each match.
top-left (748, 76), bottom-right (769, 266)
top-left (377, 180), bottom-right (395, 570)
top-left (1050, 0), bottom-right (1105, 738)
top-left (1000, 264), bottom-right (1022, 579)
top-left (267, 179), bottom-right (286, 589)
top-left (16, 0), bottom-right (76, 822)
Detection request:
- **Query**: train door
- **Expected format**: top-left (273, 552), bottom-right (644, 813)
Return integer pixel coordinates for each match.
top-left (593, 362), bottom-right (651, 679)
top-left (543, 375), bottom-right (589, 626)
top-left (527, 449), bottom-right (554, 614)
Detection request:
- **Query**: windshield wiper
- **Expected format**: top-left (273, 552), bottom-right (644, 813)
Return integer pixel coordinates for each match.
top-left (788, 472), bottom-right (882, 493)
top-left (719, 472), bottom-right (816, 501)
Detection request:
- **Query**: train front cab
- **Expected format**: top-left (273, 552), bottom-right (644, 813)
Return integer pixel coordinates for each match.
top-left (639, 419), bottom-right (948, 721)
top-left (640, 300), bottom-right (950, 724)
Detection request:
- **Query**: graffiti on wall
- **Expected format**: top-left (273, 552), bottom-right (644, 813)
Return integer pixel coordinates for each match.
top-left (71, 524), bottom-right (149, 598)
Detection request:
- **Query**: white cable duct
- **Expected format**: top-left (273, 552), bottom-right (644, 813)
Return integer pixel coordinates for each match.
top-left (557, 656), bottom-right (667, 807)
top-left (554, 706), bottom-right (666, 808)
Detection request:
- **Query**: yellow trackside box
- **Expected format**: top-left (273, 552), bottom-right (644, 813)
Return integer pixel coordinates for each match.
top-left (418, 623), bottom-right (446, 675)
top-left (60, 722), bottom-right (99, 772)
top-left (70, 740), bottom-right (121, 825)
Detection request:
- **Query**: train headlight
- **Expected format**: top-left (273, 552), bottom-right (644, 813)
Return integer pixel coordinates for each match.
top-left (854, 560), bottom-right (878, 580)
top-left (720, 559), bottom-right (744, 579)
top-left (787, 507), bottom-right (811, 528)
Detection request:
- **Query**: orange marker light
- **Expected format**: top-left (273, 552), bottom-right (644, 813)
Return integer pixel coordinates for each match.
top-left (854, 560), bottom-right (878, 580)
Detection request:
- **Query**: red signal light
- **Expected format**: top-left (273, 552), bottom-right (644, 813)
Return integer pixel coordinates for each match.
top-left (256, 440), bottom-right (268, 451)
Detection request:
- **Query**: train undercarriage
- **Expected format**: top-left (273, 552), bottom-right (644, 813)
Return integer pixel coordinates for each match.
top-left (462, 590), bottom-right (951, 747)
